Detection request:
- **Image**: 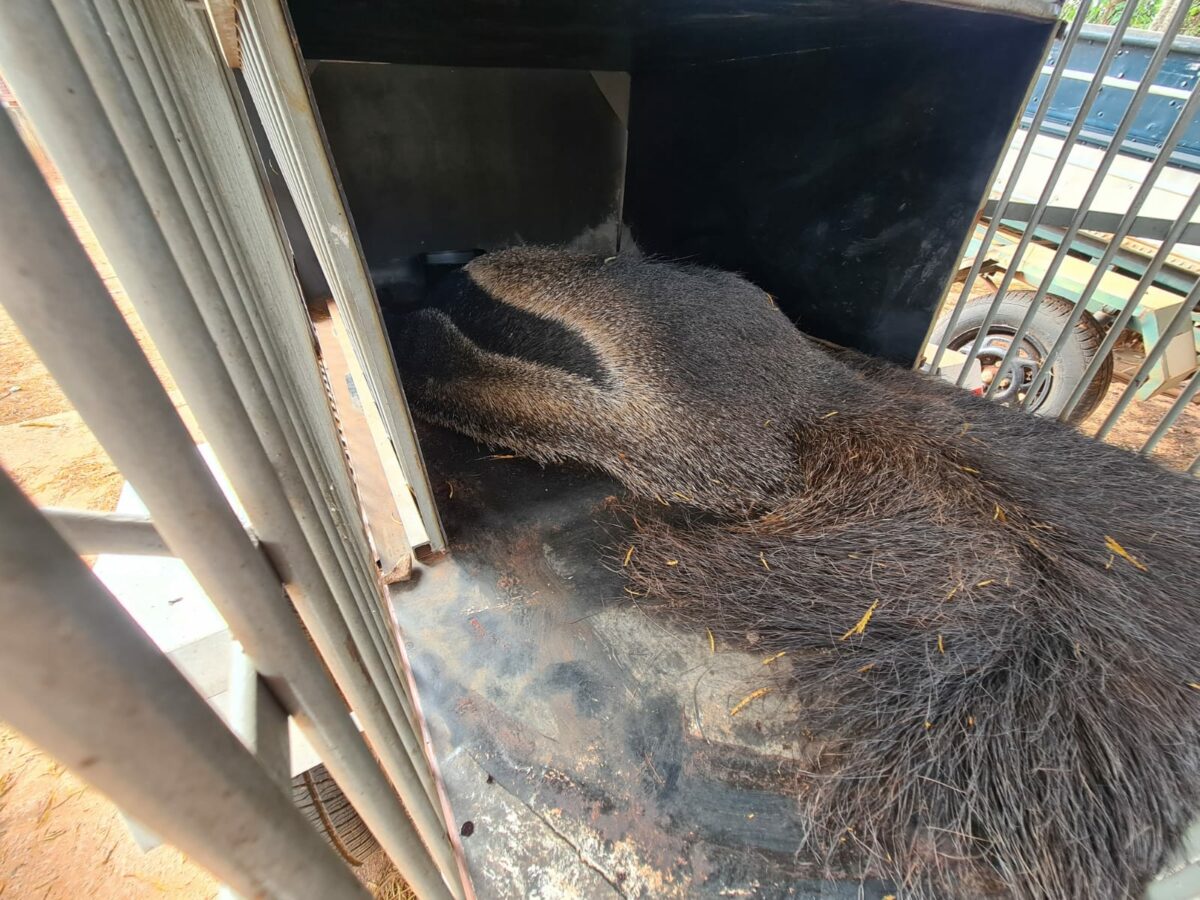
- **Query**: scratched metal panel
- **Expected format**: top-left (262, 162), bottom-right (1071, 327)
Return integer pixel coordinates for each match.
top-left (392, 424), bottom-right (926, 899)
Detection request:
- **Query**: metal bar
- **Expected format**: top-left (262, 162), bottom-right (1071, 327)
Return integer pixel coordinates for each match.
top-left (0, 105), bottom-right (452, 900)
top-left (92, 0), bottom-right (448, 836)
top-left (0, 5), bottom-right (461, 892)
top-left (0, 469), bottom-right (369, 900)
top-left (928, 1), bottom-right (1092, 376)
top-left (237, 0), bottom-right (447, 553)
top-left (1078, 21), bottom-right (1200, 53)
top-left (41, 507), bottom-right (171, 556)
top-left (227, 641), bottom-right (292, 791)
top-left (1019, 118), bottom-right (1200, 170)
top-left (227, 36), bottom-right (430, 686)
top-left (1021, 79), bottom-right (1200, 407)
top-left (139, 0), bottom-right (423, 718)
top-left (983, 0), bottom-right (1190, 401)
top-left (1023, 220), bottom-right (1200, 297)
top-left (219, 641), bottom-right (294, 900)
top-left (1094, 278), bottom-right (1200, 440)
top-left (228, 36), bottom-right (446, 750)
top-left (1139, 373), bottom-right (1200, 457)
top-left (120, 0), bottom-right (419, 719)
top-left (981, 200), bottom-right (1200, 245)
top-left (1038, 65), bottom-right (1193, 101)
top-left (955, 0), bottom-right (1137, 389)
top-left (1058, 182), bottom-right (1200, 421)
top-left (1189, 452), bottom-right (1200, 476)
top-left (104, 4), bottom-right (459, 873)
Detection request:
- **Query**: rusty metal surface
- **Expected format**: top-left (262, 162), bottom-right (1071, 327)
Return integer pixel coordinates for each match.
top-left (392, 424), bottom-right (894, 898)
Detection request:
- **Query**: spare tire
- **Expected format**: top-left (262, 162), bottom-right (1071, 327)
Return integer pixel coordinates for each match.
top-left (929, 291), bottom-right (1114, 424)
top-left (293, 764), bottom-right (379, 866)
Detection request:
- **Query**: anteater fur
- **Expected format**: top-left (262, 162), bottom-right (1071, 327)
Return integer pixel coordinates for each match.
top-left (394, 246), bottom-right (1200, 899)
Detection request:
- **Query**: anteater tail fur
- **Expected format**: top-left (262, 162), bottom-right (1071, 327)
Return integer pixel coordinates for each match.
top-left (394, 246), bottom-right (1200, 899)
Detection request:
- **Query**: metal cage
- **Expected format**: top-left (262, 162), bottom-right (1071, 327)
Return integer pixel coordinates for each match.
top-left (923, 1), bottom-right (1200, 477)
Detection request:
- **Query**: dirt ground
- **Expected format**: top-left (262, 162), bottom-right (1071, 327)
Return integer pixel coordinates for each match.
top-left (1079, 345), bottom-right (1200, 471)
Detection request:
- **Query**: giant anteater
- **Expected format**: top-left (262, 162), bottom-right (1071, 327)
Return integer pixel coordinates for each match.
top-left (394, 245), bottom-right (1200, 899)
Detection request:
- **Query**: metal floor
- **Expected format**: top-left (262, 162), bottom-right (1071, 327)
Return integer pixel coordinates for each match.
top-left (392, 423), bottom-right (898, 898)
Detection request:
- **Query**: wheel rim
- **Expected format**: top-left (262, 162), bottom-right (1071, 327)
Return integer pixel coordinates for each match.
top-left (950, 327), bottom-right (1054, 410)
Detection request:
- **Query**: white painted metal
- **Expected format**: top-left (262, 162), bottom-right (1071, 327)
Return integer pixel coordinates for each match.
top-left (41, 507), bottom-right (171, 556)
top-left (237, 0), bottom-right (447, 552)
top-left (0, 0), bottom-right (464, 893)
top-left (0, 100), bottom-right (453, 899)
top-left (0, 467), bottom-right (370, 900)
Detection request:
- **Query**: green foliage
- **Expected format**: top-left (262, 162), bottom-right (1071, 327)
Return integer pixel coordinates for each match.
top-left (1061, 0), bottom-right (1200, 36)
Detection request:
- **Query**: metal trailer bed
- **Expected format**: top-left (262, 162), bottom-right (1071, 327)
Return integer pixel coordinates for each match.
top-left (2, 2), bottom-right (1198, 900)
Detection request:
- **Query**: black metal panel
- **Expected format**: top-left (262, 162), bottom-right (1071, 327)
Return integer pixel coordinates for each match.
top-left (287, 0), bottom-right (1052, 72)
top-left (308, 63), bottom-right (626, 307)
top-left (624, 9), bottom-right (1053, 363)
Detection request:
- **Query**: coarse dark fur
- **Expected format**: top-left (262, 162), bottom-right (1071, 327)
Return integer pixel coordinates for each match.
top-left (394, 245), bottom-right (1200, 899)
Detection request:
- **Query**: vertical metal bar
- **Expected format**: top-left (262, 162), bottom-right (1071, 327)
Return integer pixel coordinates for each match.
top-left (1139, 374), bottom-right (1200, 457)
top-left (220, 642), bottom-right (293, 900)
top-left (1094, 279), bottom-right (1200, 441)
top-left (237, 0), bottom-right (447, 553)
top-left (927, 1), bottom-right (1091, 377)
top-left (1058, 181), bottom-right (1200, 421)
top-left (126, 0), bottom-right (422, 726)
top-left (0, 5), bottom-right (462, 892)
top-left (984, 1), bottom-right (1192, 401)
top-left (227, 642), bottom-right (292, 791)
top-left (83, 0), bottom-right (446, 832)
top-left (951, 0), bottom-right (1140, 389)
top-left (1021, 79), bottom-right (1200, 406)
top-left (222, 34), bottom-right (436, 702)
top-left (0, 108), bottom-right (453, 900)
top-left (0, 469), bottom-right (369, 900)
top-left (120, 0), bottom-right (421, 709)
top-left (108, 5), bottom-right (460, 873)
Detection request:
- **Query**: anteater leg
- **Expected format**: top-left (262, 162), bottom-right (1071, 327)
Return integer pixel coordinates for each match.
top-left (392, 308), bottom-right (617, 464)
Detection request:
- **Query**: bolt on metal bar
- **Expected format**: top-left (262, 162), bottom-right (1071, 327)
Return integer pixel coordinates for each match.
top-left (89, 0), bottom-right (450, 844)
top-left (0, 3), bottom-right (461, 891)
top-left (1094, 279), bottom-right (1200, 441)
top-left (238, 0), bottom-right (447, 553)
top-left (983, 1), bottom-right (1193, 402)
top-left (41, 507), bottom-right (172, 556)
top-left (928, 0), bottom-right (1092, 377)
top-left (1139, 372), bottom-right (1200, 457)
top-left (0, 469), bottom-right (369, 900)
top-left (0, 105), bottom-right (452, 900)
top-left (949, 0), bottom-right (1140, 390)
top-left (1058, 181), bottom-right (1200, 422)
top-left (1021, 79), bottom-right (1200, 407)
